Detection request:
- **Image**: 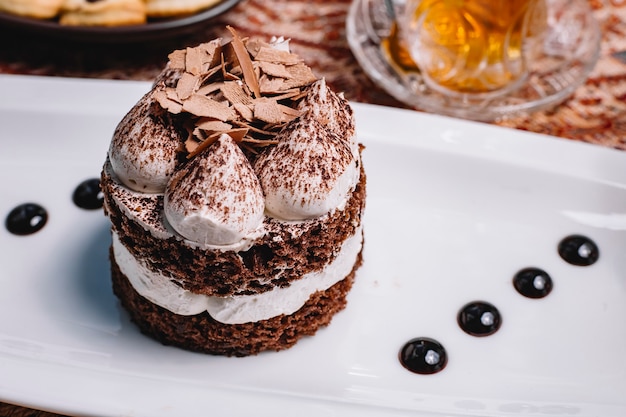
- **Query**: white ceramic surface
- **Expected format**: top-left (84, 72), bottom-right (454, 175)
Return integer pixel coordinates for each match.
top-left (0, 75), bottom-right (625, 417)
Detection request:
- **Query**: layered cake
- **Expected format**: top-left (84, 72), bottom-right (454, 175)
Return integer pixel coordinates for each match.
top-left (101, 28), bottom-right (366, 356)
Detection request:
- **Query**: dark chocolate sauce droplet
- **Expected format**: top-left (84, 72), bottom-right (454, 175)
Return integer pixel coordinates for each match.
top-left (5, 203), bottom-right (48, 235)
top-left (73, 178), bottom-right (104, 210)
top-left (458, 301), bottom-right (501, 337)
top-left (558, 235), bottom-right (599, 266)
top-left (399, 337), bottom-right (447, 375)
top-left (513, 267), bottom-right (553, 299)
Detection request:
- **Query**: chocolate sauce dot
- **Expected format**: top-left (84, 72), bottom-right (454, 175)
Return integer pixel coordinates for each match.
top-left (399, 337), bottom-right (447, 375)
top-left (558, 235), bottom-right (599, 266)
top-left (73, 178), bottom-right (104, 210)
top-left (5, 203), bottom-right (48, 235)
top-left (458, 301), bottom-right (501, 337)
top-left (513, 267), bottom-right (553, 299)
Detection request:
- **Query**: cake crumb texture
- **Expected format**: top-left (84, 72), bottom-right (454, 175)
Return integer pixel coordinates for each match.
top-left (111, 248), bottom-right (363, 356)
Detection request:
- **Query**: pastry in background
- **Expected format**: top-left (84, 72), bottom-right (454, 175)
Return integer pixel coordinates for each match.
top-left (59, 0), bottom-right (146, 26)
top-left (145, 0), bottom-right (222, 18)
top-left (0, 0), bottom-right (65, 19)
top-left (0, 0), bottom-right (227, 25)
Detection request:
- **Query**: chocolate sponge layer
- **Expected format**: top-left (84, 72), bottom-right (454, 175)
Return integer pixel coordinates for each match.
top-left (101, 159), bottom-right (366, 297)
top-left (110, 248), bottom-right (363, 357)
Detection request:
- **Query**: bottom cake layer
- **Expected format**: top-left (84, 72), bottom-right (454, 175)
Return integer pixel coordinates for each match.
top-left (110, 248), bottom-right (363, 356)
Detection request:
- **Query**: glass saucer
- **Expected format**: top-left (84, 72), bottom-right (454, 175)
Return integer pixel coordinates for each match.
top-left (346, 0), bottom-right (601, 122)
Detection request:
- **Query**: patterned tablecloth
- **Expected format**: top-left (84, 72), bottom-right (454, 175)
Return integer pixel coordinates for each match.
top-left (0, 0), bottom-right (623, 415)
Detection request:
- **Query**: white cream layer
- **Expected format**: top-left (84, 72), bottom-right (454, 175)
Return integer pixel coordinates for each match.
top-left (112, 226), bottom-right (363, 324)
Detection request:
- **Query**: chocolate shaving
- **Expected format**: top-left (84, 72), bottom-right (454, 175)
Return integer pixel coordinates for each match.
top-left (221, 81), bottom-right (252, 105)
top-left (167, 50), bottom-right (186, 70)
top-left (185, 137), bottom-right (199, 153)
top-left (270, 88), bottom-right (305, 101)
top-left (241, 137), bottom-right (279, 145)
top-left (227, 26), bottom-right (261, 98)
top-left (196, 119), bottom-right (232, 131)
top-left (278, 103), bottom-right (302, 121)
top-left (258, 61), bottom-right (292, 79)
top-left (233, 102), bottom-right (254, 121)
top-left (244, 38), bottom-right (269, 58)
top-left (254, 98), bottom-right (284, 124)
top-left (186, 134), bottom-right (222, 159)
top-left (283, 63), bottom-right (317, 88)
top-left (185, 46), bottom-right (205, 76)
top-left (176, 72), bottom-right (199, 100)
top-left (182, 94), bottom-right (235, 120)
top-left (255, 47), bottom-right (302, 65)
top-left (216, 127), bottom-right (248, 142)
top-left (258, 76), bottom-right (288, 95)
top-left (187, 129), bottom-right (249, 159)
top-left (199, 66), bottom-right (222, 86)
top-left (197, 81), bottom-right (223, 96)
top-left (154, 27), bottom-right (317, 159)
top-left (200, 41), bottom-right (222, 69)
top-left (154, 89), bottom-right (183, 114)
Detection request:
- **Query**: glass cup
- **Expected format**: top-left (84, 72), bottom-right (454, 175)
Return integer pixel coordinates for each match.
top-left (402, 0), bottom-right (547, 98)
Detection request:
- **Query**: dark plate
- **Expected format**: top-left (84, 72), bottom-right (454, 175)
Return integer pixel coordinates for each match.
top-left (0, 0), bottom-right (241, 43)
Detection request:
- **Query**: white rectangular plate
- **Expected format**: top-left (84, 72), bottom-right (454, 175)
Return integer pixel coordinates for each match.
top-left (1, 75), bottom-right (625, 417)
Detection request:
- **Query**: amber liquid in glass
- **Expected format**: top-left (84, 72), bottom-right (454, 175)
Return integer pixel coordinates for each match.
top-left (405, 0), bottom-right (546, 95)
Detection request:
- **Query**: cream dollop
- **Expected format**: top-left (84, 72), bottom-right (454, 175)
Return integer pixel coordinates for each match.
top-left (112, 227), bottom-right (363, 323)
top-left (111, 233), bottom-right (208, 315)
top-left (164, 134), bottom-right (265, 246)
top-left (108, 89), bottom-right (180, 193)
top-left (299, 78), bottom-right (357, 154)
top-left (254, 81), bottom-right (359, 221)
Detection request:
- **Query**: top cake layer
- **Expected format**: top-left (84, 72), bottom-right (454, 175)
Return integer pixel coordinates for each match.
top-left (107, 27), bottom-right (360, 249)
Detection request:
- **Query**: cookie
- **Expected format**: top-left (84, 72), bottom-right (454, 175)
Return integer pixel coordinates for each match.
top-left (59, 0), bottom-right (147, 26)
top-left (0, 0), bottom-right (64, 19)
top-left (145, 0), bottom-right (222, 18)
